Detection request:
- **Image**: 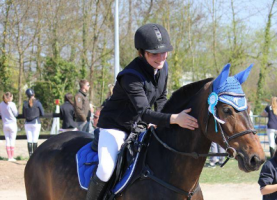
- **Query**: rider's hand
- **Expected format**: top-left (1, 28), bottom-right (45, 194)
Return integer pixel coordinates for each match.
top-left (170, 108), bottom-right (198, 130)
top-left (148, 123), bottom-right (157, 129)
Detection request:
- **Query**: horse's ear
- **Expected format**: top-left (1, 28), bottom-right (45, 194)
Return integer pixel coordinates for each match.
top-left (234, 64), bottom-right (253, 84)
top-left (213, 63), bottom-right (231, 92)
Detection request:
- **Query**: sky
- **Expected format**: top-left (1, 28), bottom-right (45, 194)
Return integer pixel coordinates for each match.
top-left (220, 0), bottom-right (277, 29)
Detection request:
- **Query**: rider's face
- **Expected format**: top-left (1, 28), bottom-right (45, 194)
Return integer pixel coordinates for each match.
top-left (144, 51), bottom-right (168, 70)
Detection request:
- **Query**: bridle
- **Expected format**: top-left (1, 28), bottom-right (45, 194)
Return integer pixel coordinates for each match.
top-left (204, 107), bottom-right (257, 162)
top-left (144, 88), bottom-right (257, 199)
top-left (151, 88), bottom-right (257, 162)
top-left (204, 86), bottom-right (257, 161)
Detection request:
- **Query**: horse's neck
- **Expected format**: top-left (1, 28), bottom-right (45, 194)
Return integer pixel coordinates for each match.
top-left (147, 128), bottom-right (211, 186)
top-left (146, 84), bottom-right (212, 191)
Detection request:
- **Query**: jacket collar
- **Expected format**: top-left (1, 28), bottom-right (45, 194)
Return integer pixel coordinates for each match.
top-left (137, 57), bottom-right (161, 84)
top-left (138, 57), bottom-right (157, 75)
top-left (79, 89), bottom-right (87, 97)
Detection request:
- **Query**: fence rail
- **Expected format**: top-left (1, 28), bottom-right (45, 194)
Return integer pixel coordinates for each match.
top-left (0, 113), bottom-right (60, 119)
top-left (0, 113), bottom-right (60, 140)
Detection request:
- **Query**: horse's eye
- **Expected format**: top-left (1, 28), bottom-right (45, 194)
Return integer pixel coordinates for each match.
top-left (223, 107), bottom-right (232, 114)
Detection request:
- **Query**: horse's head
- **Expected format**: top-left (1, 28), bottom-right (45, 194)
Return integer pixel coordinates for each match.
top-left (203, 64), bottom-right (265, 172)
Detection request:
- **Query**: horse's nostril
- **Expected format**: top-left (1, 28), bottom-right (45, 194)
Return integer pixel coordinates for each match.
top-left (250, 155), bottom-right (260, 168)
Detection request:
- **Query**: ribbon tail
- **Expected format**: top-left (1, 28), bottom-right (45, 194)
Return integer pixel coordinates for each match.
top-left (214, 115), bottom-right (225, 124)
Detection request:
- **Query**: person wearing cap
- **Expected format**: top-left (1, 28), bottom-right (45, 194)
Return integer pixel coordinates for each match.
top-left (23, 88), bottom-right (44, 157)
top-left (86, 23), bottom-right (198, 200)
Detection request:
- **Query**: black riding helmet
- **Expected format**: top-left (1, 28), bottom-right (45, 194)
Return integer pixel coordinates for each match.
top-left (135, 23), bottom-right (173, 53)
top-left (25, 88), bottom-right (35, 98)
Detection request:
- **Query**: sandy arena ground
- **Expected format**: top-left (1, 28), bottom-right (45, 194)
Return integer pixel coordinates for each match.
top-left (0, 139), bottom-right (263, 200)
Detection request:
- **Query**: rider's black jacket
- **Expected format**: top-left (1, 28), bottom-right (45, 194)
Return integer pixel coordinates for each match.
top-left (98, 57), bottom-right (171, 133)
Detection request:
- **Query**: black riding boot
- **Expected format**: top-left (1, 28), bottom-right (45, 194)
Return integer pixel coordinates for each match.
top-left (86, 174), bottom-right (107, 200)
top-left (27, 143), bottom-right (33, 157)
top-left (270, 147), bottom-right (275, 158)
top-left (33, 143), bottom-right (38, 153)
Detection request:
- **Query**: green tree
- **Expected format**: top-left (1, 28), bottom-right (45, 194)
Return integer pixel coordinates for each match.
top-left (254, 0), bottom-right (276, 113)
top-left (40, 57), bottom-right (79, 111)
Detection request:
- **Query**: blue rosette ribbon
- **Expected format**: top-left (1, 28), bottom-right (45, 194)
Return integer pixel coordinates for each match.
top-left (208, 92), bottom-right (225, 132)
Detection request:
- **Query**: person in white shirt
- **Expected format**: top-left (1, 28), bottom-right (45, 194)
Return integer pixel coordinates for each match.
top-left (0, 92), bottom-right (18, 162)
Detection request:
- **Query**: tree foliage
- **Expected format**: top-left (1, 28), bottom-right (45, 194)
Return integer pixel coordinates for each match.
top-left (0, 0), bottom-right (276, 114)
top-left (39, 57), bottom-right (78, 111)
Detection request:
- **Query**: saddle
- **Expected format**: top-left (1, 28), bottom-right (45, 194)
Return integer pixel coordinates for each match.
top-left (76, 125), bottom-right (151, 199)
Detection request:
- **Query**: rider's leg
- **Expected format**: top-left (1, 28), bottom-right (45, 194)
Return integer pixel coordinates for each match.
top-left (86, 128), bottom-right (127, 200)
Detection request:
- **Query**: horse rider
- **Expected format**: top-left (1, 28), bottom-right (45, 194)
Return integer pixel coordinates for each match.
top-left (86, 23), bottom-right (199, 200)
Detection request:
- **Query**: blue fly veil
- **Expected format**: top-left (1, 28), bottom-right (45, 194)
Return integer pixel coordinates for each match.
top-left (207, 63), bottom-right (253, 131)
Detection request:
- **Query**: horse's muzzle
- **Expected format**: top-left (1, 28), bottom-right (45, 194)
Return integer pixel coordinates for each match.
top-left (237, 152), bottom-right (265, 172)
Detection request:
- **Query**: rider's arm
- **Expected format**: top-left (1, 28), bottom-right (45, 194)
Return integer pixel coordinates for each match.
top-left (120, 75), bottom-right (198, 130)
top-left (120, 75), bottom-right (171, 128)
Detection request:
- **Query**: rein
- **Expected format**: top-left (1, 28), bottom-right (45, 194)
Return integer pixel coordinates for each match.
top-left (151, 127), bottom-right (228, 159)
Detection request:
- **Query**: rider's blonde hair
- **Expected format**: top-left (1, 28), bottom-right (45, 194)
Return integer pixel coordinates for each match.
top-left (271, 97), bottom-right (277, 115)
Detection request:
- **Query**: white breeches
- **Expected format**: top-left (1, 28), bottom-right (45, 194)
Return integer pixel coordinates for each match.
top-left (25, 124), bottom-right (41, 143)
top-left (3, 123), bottom-right (17, 147)
top-left (267, 128), bottom-right (277, 148)
top-left (96, 128), bottom-right (127, 182)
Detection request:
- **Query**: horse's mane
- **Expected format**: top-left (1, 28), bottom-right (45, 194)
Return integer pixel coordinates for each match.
top-left (162, 78), bottom-right (214, 113)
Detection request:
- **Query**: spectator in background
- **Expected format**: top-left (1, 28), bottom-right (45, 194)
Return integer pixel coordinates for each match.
top-left (0, 92), bottom-right (18, 161)
top-left (86, 103), bottom-right (95, 134)
top-left (247, 101), bottom-right (254, 124)
top-left (60, 93), bottom-right (77, 132)
top-left (258, 148), bottom-right (277, 199)
top-left (90, 107), bottom-right (102, 152)
top-left (74, 79), bottom-right (90, 132)
top-left (206, 142), bottom-right (225, 168)
top-left (261, 97), bottom-right (277, 157)
top-left (23, 89), bottom-right (44, 157)
top-left (93, 107), bottom-right (102, 129)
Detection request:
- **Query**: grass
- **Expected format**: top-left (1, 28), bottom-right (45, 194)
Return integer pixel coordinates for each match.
top-left (0, 155), bottom-right (28, 161)
top-left (0, 130), bottom-right (50, 136)
top-left (200, 159), bottom-right (264, 184)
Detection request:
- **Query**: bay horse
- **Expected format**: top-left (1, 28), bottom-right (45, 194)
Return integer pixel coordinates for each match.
top-left (25, 67), bottom-right (265, 200)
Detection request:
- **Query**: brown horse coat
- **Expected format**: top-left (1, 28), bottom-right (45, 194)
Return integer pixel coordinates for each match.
top-left (25, 78), bottom-right (265, 200)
